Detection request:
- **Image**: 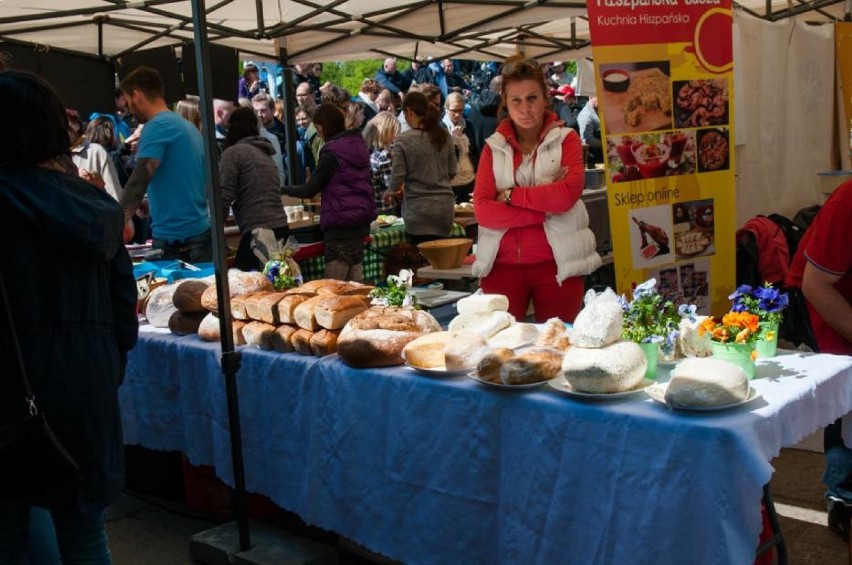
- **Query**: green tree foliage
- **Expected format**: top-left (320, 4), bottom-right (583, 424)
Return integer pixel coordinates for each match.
top-left (317, 59), bottom-right (412, 95)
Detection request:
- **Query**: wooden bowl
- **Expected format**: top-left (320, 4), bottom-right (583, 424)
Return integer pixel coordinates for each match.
top-left (417, 238), bottom-right (473, 270)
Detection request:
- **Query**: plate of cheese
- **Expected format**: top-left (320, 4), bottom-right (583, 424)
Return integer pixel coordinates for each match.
top-left (645, 382), bottom-right (760, 411)
top-left (548, 378), bottom-right (654, 400)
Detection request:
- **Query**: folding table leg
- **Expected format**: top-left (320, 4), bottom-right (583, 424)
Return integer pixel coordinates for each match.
top-left (755, 484), bottom-right (788, 565)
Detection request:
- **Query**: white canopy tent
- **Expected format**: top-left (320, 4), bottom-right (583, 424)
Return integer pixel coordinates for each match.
top-left (0, 0), bottom-right (848, 63)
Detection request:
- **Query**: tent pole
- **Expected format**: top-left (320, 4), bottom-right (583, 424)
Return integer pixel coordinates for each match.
top-left (189, 0), bottom-right (250, 553)
top-left (276, 39), bottom-right (299, 188)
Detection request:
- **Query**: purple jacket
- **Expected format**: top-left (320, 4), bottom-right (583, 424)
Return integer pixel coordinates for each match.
top-left (318, 131), bottom-right (376, 231)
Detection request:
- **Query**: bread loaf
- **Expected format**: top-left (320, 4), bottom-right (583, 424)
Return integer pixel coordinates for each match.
top-left (337, 307), bottom-right (441, 368)
top-left (231, 292), bottom-right (257, 320)
top-left (316, 281), bottom-right (350, 296)
top-left (561, 340), bottom-right (646, 393)
top-left (200, 270), bottom-right (274, 312)
top-left (476, 348), bottom-right (515, 382)
top-left (500, 348), bottom-right (563, 385)
top-left (277, 294), bottom-right (313, 325)
top-left (402, 331), bottom-right (455, 368)
top-left (270, 325), bottom-right (298, 353)
top-left (315, 296), bottom-right (369, 330)
top-left (448, 311), bottom-right (514, 339)
top-left (535, 318), bottom-right (572, 351)
top-left (489, 323), bottom-right (539, 349)
top-left (245, 292), bottom-right (287, 324)
top-left (299, 279), bottom-right (344, 293)
top-left (294, 295), bottom-right (327, 331)
top-left (291, 328), bottom-right (315, 355)
top-left (444, 334), bottom-right (490, 371)
top-left (172, 280), bottom-right (211, 313)
top-left (310, 329), bottom-right (340, 357)
top-left (456, 293), bottom-right (509, 315)
top-left (242, 321), bottom-right (276, 349)
top-left (168, 310), bottom-right (207, 335)
top-left (145, 284), bottom-right (180, 328)
top-left (665, 358), bottom-right (749, 408)
top-left (197, 313), bottom-right (246, 344)
top-left (339, 283), bottom-right (375, 297)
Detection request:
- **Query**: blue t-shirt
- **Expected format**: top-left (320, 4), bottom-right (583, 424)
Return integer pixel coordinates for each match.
top-left (137, 111), bottom-right (210, 241)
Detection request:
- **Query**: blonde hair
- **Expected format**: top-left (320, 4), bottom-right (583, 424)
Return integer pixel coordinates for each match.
top-left (363, 111), bottom-right (400, 151)
top-left (444, 92), bottom-right (465, 110)
top-left (175, 97), bottom-right (201, 130)
top-left (376, 89), bottom-right (397, 112)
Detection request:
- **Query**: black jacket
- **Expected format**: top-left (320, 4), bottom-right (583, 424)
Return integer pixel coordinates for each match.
top-left (468, 90), bottom-right (501, 159)
top-left (0, 167), bottom-right (138, 511)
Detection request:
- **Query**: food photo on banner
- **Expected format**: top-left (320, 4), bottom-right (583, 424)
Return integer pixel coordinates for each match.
top-left (587, 0), bottom-right (736, 315)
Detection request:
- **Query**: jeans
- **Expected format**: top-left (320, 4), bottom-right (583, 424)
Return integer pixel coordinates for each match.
top-left (0, 498), bottom-right (111, 565)
top-left (825, 419), bottom-right (852, 501)
top-left (147, 228), bottom-right (213, 263)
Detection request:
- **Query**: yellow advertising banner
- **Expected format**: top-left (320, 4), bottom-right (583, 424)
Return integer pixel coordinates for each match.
top-left (838, 22), bottom-right (852, 155)
top-left (587, 1), bottom-right (736, 315)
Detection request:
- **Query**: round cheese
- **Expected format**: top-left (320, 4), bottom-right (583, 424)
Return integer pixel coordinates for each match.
top-left (561, 340), bottom-right (646, 393)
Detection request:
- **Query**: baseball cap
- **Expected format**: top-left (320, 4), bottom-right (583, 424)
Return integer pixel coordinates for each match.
top-left (557, 84), bottom-right (575, 98)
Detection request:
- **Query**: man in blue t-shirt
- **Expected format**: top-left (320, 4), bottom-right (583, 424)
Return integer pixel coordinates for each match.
top-left (119, 66), bottom-right (212, 262)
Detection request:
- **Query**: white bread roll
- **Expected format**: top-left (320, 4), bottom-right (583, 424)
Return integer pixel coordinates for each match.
top-left (232, 292), bottom-right (265, 320)
top-left (500, 348), bottom-right (563, 385)
top-left (665, 358), bottom-right (749, 407)
top-left (489, 323), bottom-right (540, 349)
top-left (315, 296), bottom-right (369, 330)
top-left (294, 295), bottom-right (327, 331)
top-left (197, 314), bottom-right (247, 345)
top-left (299, 279), bottom-right (345, 293)
top-left (277, 294), bottom-right (313, 325)
top-left (402, 331), bottom-right (456, 368)
top-left (448, 311), bottom-right (515, 339)
top-left (242, 321), bottom-right (276, 350)
top-left (310, 329), bottom-right (340, 357)
top-left (456, 293), bottom-right (509, 315)
top-left (337, 307), bottom-right (441, 368)
top-left (444, 334), bottom-right (490, 371)
top-left (270, 325), bottom-right (298, 353)
top-left (562, 340), bottom-right (646, 393)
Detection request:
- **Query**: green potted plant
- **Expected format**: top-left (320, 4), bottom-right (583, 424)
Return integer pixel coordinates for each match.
top-left (621, 278), bottom-right (680, 379)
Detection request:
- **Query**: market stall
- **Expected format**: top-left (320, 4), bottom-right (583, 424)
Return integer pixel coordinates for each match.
top-left (121, 326), bottom-right (852, 565)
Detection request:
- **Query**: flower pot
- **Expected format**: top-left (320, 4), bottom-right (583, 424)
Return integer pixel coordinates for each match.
top-left (638, 341), bottom-right (659, 380)
top-left (711, 341), bottom-right (755, 379)
top-left (755, 321), bottom-right (779, 359)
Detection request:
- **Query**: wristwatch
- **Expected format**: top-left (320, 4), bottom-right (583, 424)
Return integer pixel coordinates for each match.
top-left (504, 189), bottom-right (513, 206)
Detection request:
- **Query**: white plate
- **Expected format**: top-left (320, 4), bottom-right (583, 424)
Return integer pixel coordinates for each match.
top-left (403, 362), bottom-right (469, 378)
top-left (645, 382), bottom-right (761, 411)
top-left (466, 372), bottom-right (549, 390)
top-left (547, 378), bottom-right (655, 399)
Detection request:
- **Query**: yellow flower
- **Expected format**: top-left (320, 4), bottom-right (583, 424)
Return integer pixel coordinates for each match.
top-left (735, 328), bottom-right (751, 343)
top-left (750, 349), bottom-right (759, 361)
top-left (764, 330), bottom-right (776, 342)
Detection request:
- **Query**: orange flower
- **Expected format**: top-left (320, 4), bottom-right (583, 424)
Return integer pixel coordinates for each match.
top-left (722, 311), bottom-right (741, 328)
top-left (750, 349), bottom-right (759, 361)
top-left (735, 328), bottom-right (751, 343)
top-left (698, 317), bottom-right (717, 337)
top-left (712, 327), bottom-right (730, 342)
top-left (740, 312), bottom-right (759, 332)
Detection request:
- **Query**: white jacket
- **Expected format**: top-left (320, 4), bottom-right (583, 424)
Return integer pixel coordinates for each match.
top-left (473, 126), bottom-right (601, 284)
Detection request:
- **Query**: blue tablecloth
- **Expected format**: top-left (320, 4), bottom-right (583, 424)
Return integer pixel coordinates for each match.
top-left (122, 328), bottom-right (852, 565)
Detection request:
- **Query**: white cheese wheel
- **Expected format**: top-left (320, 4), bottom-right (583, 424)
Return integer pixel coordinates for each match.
top-left (448, 311), bottom-right (514, 339)
top-left (456, 294), bottom-right (510, 315)
top-left (677, 316), bottom-right (713, 358)
top-left (561, 340), bottom-right (646, 393)
top-left (570, 293), bottom-right (623, 348)
top-left (488, 323), bottom-right (540, 349)
top-left (665, 358), bottom-right (749, 408)
top-left (403, 331), bottom-right (456, 368)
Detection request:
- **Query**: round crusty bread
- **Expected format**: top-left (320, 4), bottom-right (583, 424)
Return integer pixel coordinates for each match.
top-left (337, 307), bottom-right (441, 368)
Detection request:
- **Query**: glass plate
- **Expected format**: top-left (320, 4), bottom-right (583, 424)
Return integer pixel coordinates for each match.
top-left (547, 378), bottom-right (655, 399)
top-left (466, 372), bottom-right (549, 390)
top-left (645, 382), bottom-right (761, 411)
top-left (403, 362), bottom-right (470, 378)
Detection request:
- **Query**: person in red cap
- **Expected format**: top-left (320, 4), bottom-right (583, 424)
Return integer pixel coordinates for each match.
top-left (554, 84), bottom-right (580, 132)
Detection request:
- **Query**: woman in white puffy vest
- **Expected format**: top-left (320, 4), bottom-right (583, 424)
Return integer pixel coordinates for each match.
top-left (472, 56), bottom-right (601, 322)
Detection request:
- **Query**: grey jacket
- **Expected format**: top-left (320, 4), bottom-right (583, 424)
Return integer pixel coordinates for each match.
top-left (219, 136), bottom-right (288, 232)
top-left (391, 129), bottom-right (457, 236)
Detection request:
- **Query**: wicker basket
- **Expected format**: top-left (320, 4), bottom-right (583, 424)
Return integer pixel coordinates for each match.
top-left (417, 238), bottom-right (473, 270)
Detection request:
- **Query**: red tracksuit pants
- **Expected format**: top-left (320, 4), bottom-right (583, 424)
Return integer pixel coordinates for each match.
top-left (480, 261), bottom-right (584, 323)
